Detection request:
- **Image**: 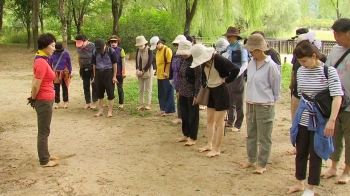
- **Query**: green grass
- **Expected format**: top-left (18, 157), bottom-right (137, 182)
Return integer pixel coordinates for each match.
top-left (281, 63), bottom-right (292, 92)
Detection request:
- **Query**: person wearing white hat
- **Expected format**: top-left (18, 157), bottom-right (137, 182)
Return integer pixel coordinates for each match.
top-left (135, 35), bottom-right (154, 111)
top-left (190, 44), bottom-right (240, 157)
top-left (169, 35), bottom-right (187, 124)
top-left (241, 34), bottom-right (281, 174)
top-left (215, 38), bottom-right (229, 54)
top-left (149, 36), bottom-right (175, 116)
top-left (173, 40), bottom-right (202, 146)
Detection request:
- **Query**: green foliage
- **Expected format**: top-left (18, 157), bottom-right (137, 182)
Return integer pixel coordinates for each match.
top-left (281, 63), bottom-right (292, 91)
top-left (298, 17), bottom-right (334, 30)
top-left (0, 27), bottom-right (27, 43)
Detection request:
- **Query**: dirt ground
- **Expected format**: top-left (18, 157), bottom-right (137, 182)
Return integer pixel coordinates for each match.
top-left (0, 44), bottom-right (349, 196)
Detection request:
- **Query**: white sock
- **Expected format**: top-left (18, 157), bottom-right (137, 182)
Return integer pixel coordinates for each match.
top-left (301, 188), bottom-right (314, 196)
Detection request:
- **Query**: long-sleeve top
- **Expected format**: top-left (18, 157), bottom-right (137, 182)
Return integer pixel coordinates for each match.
top-left (178, 56), bottom-right (202, 98)
top-left (246, 55), bottom-right (281, 104)
top-left (135, 48), bottom-right (153, 72)
top-left (169, 53), bottom-right (184, 92)
top-left (290, 98), bottom-right (334, 160)
top-left (204, 54), bottom-right (240, 88)
top-left (49, 50), bottom-right (72, 74)
top-left (112, 46), bottom-right (126, 76)
top-left (156, 45), bottom-right (173, 80)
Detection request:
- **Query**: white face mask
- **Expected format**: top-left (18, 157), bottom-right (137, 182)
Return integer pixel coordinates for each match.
top-left (138, 45), bottom-right (145, 50)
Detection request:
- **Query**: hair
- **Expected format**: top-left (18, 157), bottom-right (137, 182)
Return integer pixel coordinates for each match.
top-left (293, 40), bottom-right (321, 59)
top-left (38, 33), bottom-right (56, 50)
top-left (158, 38), bottom-right (166, 45)
top-left (332, 18), bottom-right (350, 33)
top-left (75, 34), bottom-right (86, 41)
top-left (251, 30), bottom-right (265, 38)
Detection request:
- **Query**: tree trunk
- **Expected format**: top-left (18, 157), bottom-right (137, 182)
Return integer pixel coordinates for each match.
top-left (26, 18), bottom-right (31, 49)
top-left (39, 13), bottom-right (44, 33)
top-left (58, 0), bottom-right (68, 48)
top-left (183, 0), bottom-right (198, 36)
top-left (31, 0), bottom-right (39, 51)
top-left (0, 0), bottom-right (5, 32)
top-left (112, 0), bottom-right (124, 35)
top-left (67, 19), bottom-right (72, 41)
top-left (336, 0), bottom-right (340, 19)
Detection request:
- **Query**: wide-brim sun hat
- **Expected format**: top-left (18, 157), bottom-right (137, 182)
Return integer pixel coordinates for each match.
top-left (190, 44), bottom-right (215, 68)
top-left (108, 35), bottom-right (121, 44)
top-left (135, 36), bottom-right (148, 47)
top-left (243, 34), bottom-right (269, 51)
top-left (149, 36), bottom-right (160, 50)
top-left (222, 26), bottom-right (242, 40)
top-left (172, 35), bottom-right (186, 44)
top-left (176, 40), bottom-right (192, 56)
top-left (216, 38), bottom-right (229, 53)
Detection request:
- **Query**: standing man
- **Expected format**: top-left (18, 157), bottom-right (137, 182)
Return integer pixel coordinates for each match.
top-left (76, 34), bottom-right (98, 109)
top-left (222, 27), bottom-right (248, 132)
top-left (108, 35), bottom-right (126, 109)
top-left (91, 39), bottom-right (118, 118)
top-left (322, 18), bottom-right (350, 184)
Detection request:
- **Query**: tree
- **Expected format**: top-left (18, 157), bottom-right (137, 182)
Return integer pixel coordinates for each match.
top-left (31, 0), bottom-right (39, 51)
top-left (183, 0), bottom-right (198, 35)
top-left (58, 0), bottom-right (68, 47)
top-left (9, 0), bottom-right (32, 48)
top-left (0, 0), bottom-right (5, 32)
top-left (72, 0), bottom-right (93, 34)
top-left (111, 0), bottom-right (124, 35)
top-left (302, 0), bottom-right (350, 20)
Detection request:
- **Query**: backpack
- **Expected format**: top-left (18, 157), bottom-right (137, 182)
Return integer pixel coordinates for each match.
top-left (95, 46), bottom-right (114, 61)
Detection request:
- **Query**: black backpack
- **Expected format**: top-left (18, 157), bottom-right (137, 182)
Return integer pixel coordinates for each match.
top-left (95, 46), bottom-right (114, 61)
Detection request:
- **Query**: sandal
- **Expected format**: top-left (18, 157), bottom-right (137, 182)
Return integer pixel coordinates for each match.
top-left (144, 106), bottom-right (151, 110)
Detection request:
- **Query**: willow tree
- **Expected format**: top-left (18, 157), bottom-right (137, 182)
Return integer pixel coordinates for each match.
top-left (58, 0), bottom-right (68, 47)
top-left (0, 0), bottom-right (5, 31)
top-left (302, 0), bottom-right (350, 20)
top-left (72, 0), bottom-right (93, 34)
top-left (31, 0), bottom-right (39, 50)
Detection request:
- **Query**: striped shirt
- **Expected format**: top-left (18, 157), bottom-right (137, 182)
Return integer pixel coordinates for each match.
top-left (297, 64), bottom-right (343, 126)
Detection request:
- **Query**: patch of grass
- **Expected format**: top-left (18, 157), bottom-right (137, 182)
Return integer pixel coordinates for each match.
top-left (281, 63), bottom-right (292, 92)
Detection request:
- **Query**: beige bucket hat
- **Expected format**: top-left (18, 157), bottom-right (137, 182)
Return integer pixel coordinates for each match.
top-left (176, 40), bottom-right (192, 56)
top-left (243, 34), bottom-right (269, 51)
top-left (135, 36), bottom-right (148, 47)
top-left (190, 44), bottom-right (215, 68)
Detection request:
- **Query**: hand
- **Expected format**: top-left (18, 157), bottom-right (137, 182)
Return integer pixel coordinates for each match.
top-left (222, 78), bottom-right (227, 84)
top-left (176, 92), bottom-right (179, 99)
top-left (91, 78), bottom-right (95, 84)
top-left (113, 78), bottom-right (118, 84)
top-left (69, 74), bottom-right (72, 79)
top-left (154, 72), bottom-right (157, 76)
top-left (192, 97), bottom-right (197, 106)
top-left (122, 75), bottom-right (126, 79)
top-left (163, 72), bottom-right (168, 78)
top-left (324, 120), bottom-right (335, 137)
top-left (27, 97), bottom-right (35, 109)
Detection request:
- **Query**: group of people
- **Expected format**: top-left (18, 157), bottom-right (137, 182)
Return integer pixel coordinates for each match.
top-left (28, 17), bottom-right (350, 196)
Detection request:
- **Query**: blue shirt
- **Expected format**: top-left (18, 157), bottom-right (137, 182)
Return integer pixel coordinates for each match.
top-left (226, 41), bottom-right (248, 68)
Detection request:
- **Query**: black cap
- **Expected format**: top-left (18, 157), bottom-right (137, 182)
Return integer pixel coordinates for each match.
top-left (55, 42), bottom-right (64, 52)
top-left (291, 28), bottom-right (309, 39)
top-left (95, 39), bottom-right (105, 54)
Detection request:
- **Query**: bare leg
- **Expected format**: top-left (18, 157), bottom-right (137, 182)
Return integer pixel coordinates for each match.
top-left (107, 100), bottom-right (114, 117)
top-left (94, 99), bottom-right (104, 117)
top-left (321, 160), bottom-right (338, 179)
top-left (338, 165), bottom-right (350, 184)
top-left (206, 110), bottom-right (226, 158)
top-left (287, 180), bottom-right (305, 194)
top-left (198, 108), bottom-right (215, 153)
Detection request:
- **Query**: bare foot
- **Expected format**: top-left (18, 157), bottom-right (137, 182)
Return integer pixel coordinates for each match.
top-left (63, 102), bottom-right (68, 109)
top-left (118, 105), bottom-right (124, 109)
top-left (84, 104), bottom-right (91, 109)
top-left (231, 127), bottom-right (240, 132)
top-left (54, 103), bottom-right (60, 109)
top-left (206, 150), bottom-right (220, 157)
top-left (286, 148), bottom-right (297, 155)
top-left (253, 166), bottom-right (267, 174)
top-left (198, 145), bottom-right (212, 153)
top-left (90, 102), bottom-right (97, 109)
top-left (184, 139), bottom-right (196, 146)
top-left (241, 162), bottom-right (254, 169)
top-left (161, 113), bottom-right (173, 117)
top-left (337, 173), bottom-right (350, 184)
top-left (107, 111), bottom-right (113, 117)
top-left (144, 105), bottom-right (151, 110)
top-left (94, 111), bottom-right (103, 117)
top-left (287, 183), bottom-right (305, 194)
top-left (321, 168), bottom-right (338, 179)
top-left (49, 156), bottom-right (59, 160)
top-left (176, 136), bottom-right (188, 142)
top-left (136, 106), bottom-right (143, 111)
top-left (42, 161), bottom-right (58, 167)
top-left (172, 119), bottom-right (182, 124)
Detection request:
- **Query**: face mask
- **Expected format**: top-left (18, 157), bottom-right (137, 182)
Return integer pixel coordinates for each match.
top-left (138, 45), bottom-right (145, 50)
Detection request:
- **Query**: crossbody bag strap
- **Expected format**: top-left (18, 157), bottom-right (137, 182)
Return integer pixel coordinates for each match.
top-left (54, 51), bottom-right (65, 72)
top-left (204, 54), bottom-right (215, 87)
top-left (334, 48), bottom-right (350, 68)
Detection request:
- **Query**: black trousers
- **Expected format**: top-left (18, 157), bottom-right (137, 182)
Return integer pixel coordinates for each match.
top-left (295, 125), bottom-right (322, 186)
top-left (116, 75), bottom-right (124, 104)
top-left (179, 96), bottom-right (199, 140)
top-left (82, 70), bottom-right (97, 104)
top-left (227, 74), bottom-right (245, 129)
top-left (35, 100), bottom-right (54, 165)
top-left (95, 69), bottom-right (115, 100)
top-left (54, 77), bottom-right (68, 103)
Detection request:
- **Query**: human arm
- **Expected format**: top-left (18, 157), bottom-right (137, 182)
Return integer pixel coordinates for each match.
top-left (324, 96), bottom-right (342, 137)
top-left (237, 48), bottom-right (248, 77)
top-left (66, 52), bottom-right (72, 74)
top-left (121, 49), bottom-right (126, 77)
top-left (163, 48), bottom-right (173, 78)
top-left (193, 65), bottom-right (202, 98)
top-left (215, 54), bottom-right (240, 83)
top-left (143, 49), bottom-right (153, 72)
top-left (31, 77), bottom-right (42, 99)
top-left (111, 51), bottom-right (118, 83)
top-left (269, 64), bottom-right (281, 102)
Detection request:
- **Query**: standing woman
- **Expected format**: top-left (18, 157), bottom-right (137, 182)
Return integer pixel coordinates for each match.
top-left (288, 40), bottom-right (343, 195)
top-left (108, 35), bottom-right (126, 109)
top-left (49, 42), bottom-right (72, 109)
top-left (175, 40), bottom-right (202, 146)
top-left (241, 34), bottom-right (281, 174)
top-left (150, 36), bottom-right (175, 116)
top-left (169, 34), bottom-right (187, 124)
top-left (135, 35), bottom-right (153, 110)
top-left (29, 33), bottom-right (59, 167)
top-left (190, 44), bottom-right (239, 157)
